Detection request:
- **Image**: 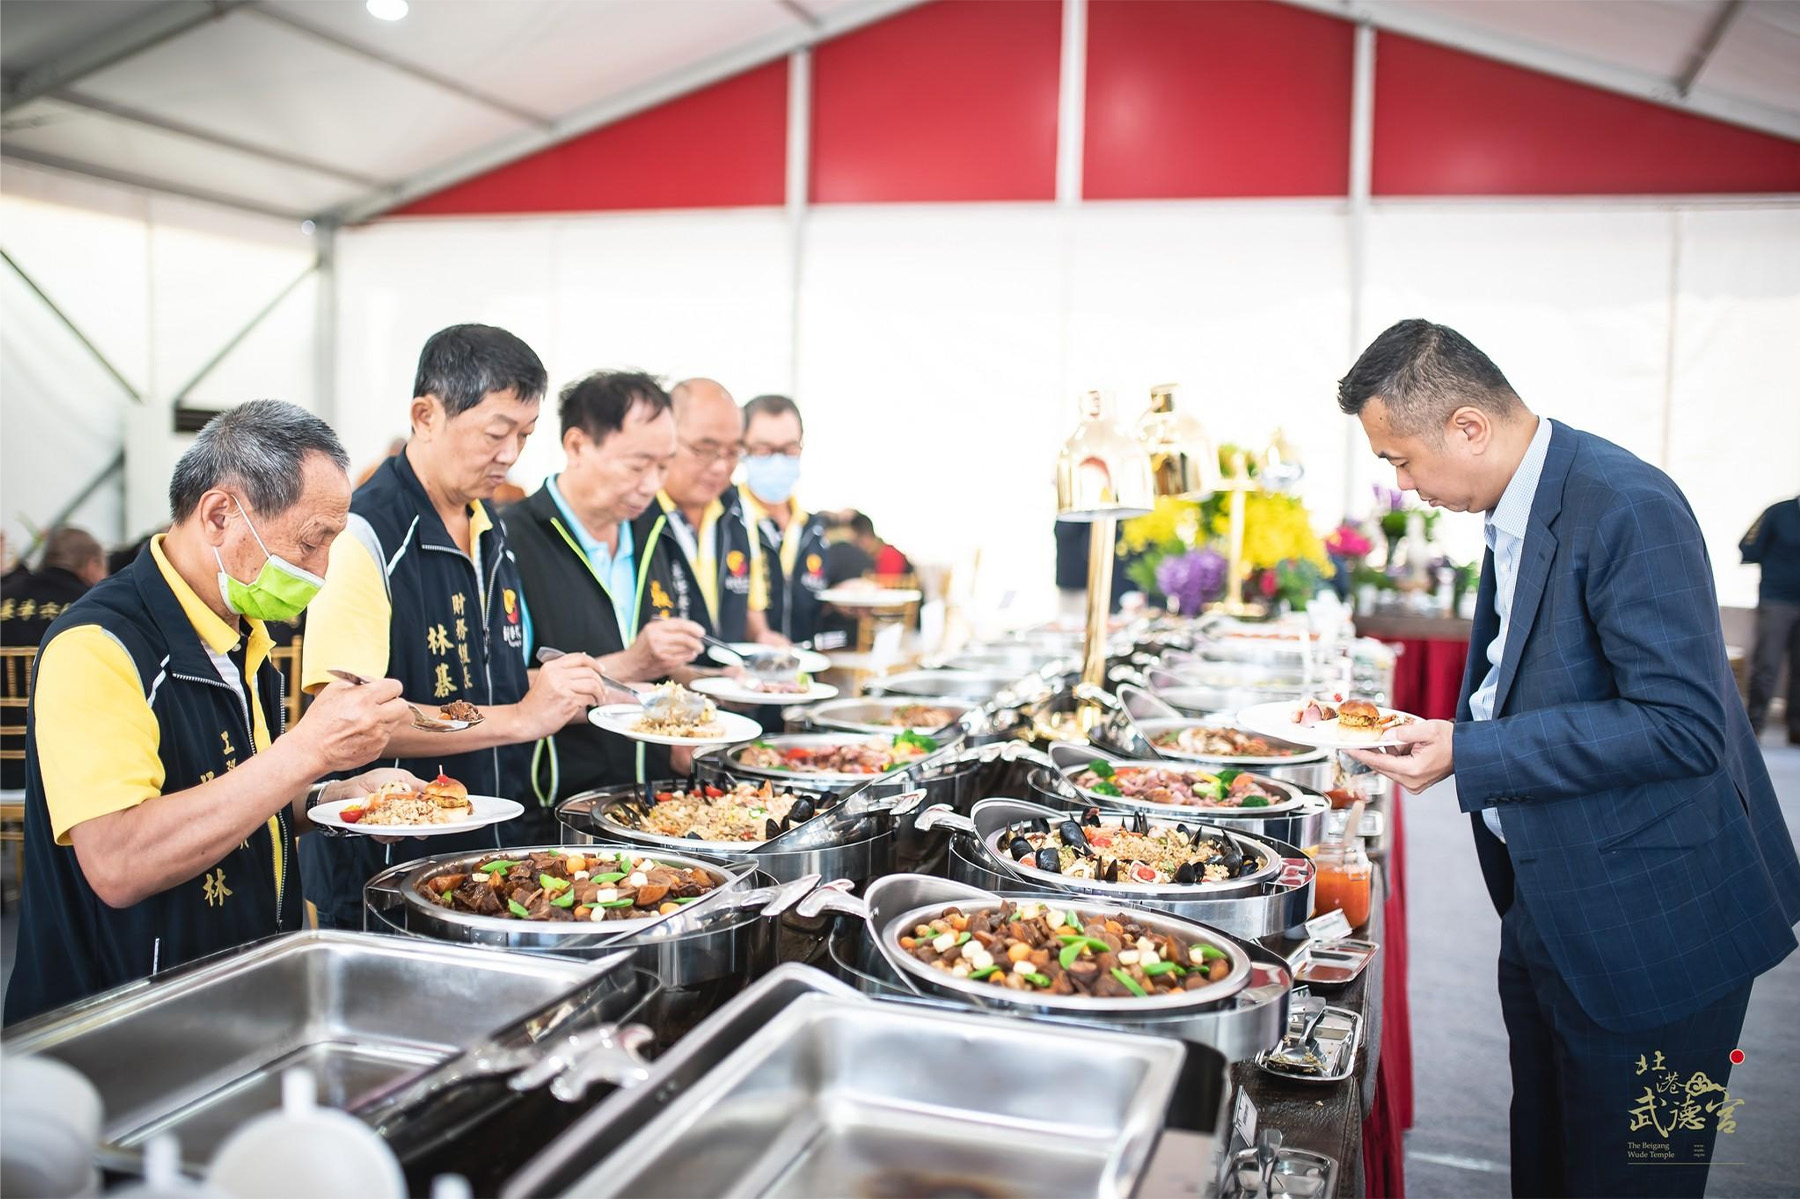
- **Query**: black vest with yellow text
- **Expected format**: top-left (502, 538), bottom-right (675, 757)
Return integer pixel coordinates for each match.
top-left (5, 550), bottom-right (299, 1024)
top-left (642, 487), bottom-right (755, 645)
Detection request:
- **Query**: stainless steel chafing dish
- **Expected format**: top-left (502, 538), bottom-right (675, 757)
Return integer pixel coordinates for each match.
top-left (807, 873), bottom-right (1292, 1063)
top-left (693, 731), bottom-right (987, 874)
top-left (504, 964), bottom-right (1226, 1200)
top-left (931, 797), bottom-right (1317, 939)
top-left (869, 667), bottom-right (1041, 704)
top-left (1029, 741), bottom-right (1331, 849)
top-left (554, 778), bottom-right (897, 889)
top-left (364, 844), bottom-right (808, 1044)
top-left (0, 931), bottom-right (646, 1178)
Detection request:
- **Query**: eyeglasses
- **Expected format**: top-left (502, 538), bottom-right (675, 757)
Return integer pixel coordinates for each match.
top-left (679, 439), bottom-right (742, 465)
top-left (744, 442), bottom-right (803, 458)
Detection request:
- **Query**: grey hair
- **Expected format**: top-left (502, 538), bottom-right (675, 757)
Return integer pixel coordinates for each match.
top-left (169, 400), bottom-right (349, 521)
top-left (742, 393), bottom-right (803, 436)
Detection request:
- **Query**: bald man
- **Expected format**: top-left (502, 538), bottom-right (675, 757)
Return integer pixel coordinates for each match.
top-left (644, 378), bottom-right (774, 648)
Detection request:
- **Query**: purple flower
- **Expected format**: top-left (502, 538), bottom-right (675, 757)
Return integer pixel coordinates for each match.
top-left (1371, 483), bottom-right (1406, 513)
top-left (1156, 549), bottom-right (1228, 614)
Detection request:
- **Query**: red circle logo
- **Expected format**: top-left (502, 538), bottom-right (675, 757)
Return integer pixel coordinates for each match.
top-left (1729, 1049), bottom-right (1745, 1065)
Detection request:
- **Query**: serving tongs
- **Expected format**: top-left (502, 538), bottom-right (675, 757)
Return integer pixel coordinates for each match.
top-left (697, 632), bottom-right (803, 682)
top-left (751, 776), bottom-right (930, 854)
top-left (327, 667), bottom-right (484, 731)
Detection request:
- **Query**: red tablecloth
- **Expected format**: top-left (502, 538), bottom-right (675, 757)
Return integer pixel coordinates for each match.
top-left (1383, 638), bottom-right (1469, 722)
top-left (1360, 787), bottom-right (1414, 1196)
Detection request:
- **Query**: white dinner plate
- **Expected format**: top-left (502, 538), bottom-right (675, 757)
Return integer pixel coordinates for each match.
top-left (310, 793), bottom-right (523, 837)
top-left (817, 586), bottom-right (922, 607)
top-left (587, 704), bottom-right (763, 747)
top-left (690, 675), bottom-right (838, 706)
top-left (1236, 700), bottom-right (1422, 750)
top-left (704, 642), bottom-right (832, 673)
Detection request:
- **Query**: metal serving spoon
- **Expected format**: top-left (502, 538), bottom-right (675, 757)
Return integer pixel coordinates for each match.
top-left (534, 647), bottom-right (643, 708)
top-left (327, 668), bottom-right (480, 732)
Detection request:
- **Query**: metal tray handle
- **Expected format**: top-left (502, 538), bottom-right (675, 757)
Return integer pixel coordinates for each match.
top-left (508, 1022), bottom-right (657, 1102)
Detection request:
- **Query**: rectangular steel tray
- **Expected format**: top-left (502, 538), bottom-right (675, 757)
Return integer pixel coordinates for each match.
top-left (1293, 939), bottom-right (1379, 987)
top-left (509, 964), bottom-right (1190, 1199)
top-left (2, 930), bottom-right (614, 1173)
top-left (1253, 1000), bottom-right (1362, 1085)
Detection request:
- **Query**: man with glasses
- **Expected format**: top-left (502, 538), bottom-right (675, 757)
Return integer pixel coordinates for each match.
top-left (740, 394), bottom-right (830, 645)
top-left (646, 378), bottom-right (771, 649)
top-left (503, 371), bottom-right (707, 799)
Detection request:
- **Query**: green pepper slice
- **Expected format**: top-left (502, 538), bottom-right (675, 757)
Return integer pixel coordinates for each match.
top-left (478, 860), bottom-right (518, 874)
top-left (590, 871), bottom-right (627, 884)
top-left (1058, 937), bottom-right (1111, 969)
top-left (507, 898), bottom-right (530, 918)
top-left (1020, 971), bottom-right (1052, 988)
top-left (1195, 943), bottom-right (1228, 961)
top-left (440, 889), bottom-right (454, 903)
top-left (550, 890), bottom-right (576, 909)
top-left (539, 873), bottom-right (569, 892)
top-left (969, 965), bottom-right (1001, 981)
top-left (1112, 967), bottom-right (1148, 997)
top-left (599, 897), bottom-right (636, 909)
top-left (1143, 960), bottom-right (1184, 977)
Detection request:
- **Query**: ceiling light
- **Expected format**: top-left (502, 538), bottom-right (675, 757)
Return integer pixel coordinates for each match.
top-left (366, 0), bottom-right (408, 20)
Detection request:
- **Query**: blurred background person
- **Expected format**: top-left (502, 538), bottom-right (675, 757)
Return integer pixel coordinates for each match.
top-left (1741, 492), bottom-right (1800, 744)
top-left (1, 525), bottom-right (108, 790)
top-left (740, 393), bottom-right (829, 645)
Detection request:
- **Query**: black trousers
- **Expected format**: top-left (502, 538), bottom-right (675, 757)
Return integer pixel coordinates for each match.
top-left (1499, 897), bottom-right (1752, 1198)
top-left (1746, 599), bottom-right (1800, 736)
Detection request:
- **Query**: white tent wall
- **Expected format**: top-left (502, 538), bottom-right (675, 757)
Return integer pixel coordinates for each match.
top-left (332, 197), bottom-right (1798, 613)
top-left (0, 162), bottom-right (320, 561)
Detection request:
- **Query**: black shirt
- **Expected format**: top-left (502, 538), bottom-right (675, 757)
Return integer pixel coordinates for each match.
top-left (1741, 497), bottom-right (1800, 605)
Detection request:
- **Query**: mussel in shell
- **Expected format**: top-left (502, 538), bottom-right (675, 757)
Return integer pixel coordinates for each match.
top-left (683, 831), bottom-right (702, 840)
top-left (1129, 810), bottom-right (1151, 834)
top-left (764, 817), bottom-right (782, 840)
top-left (1218, 832), bottom-right (1247, 872)
top-left (1033, 847), bottom-right (1063, 874)
top-left (1081, 806), bottom-right (1103, 828)
top-left (789, 797), bottom-right (816, 824)
top-left (1008, 835), bottom-right (1034, 861)
top-left (1059, 820), bottom-right (1092, 854)
top-left (1026, 816), bottom-right (1051, 834)
top-left (1100, 857), bottom-right (1120, 883)
top-left (1174, 861), bottom-right (1198, 884)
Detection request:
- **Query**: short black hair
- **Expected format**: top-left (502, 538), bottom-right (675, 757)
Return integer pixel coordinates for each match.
top-left (170, 400), bottom-right (349, 521)
top-left (560, 370), bottom-right (671, 442)
top-left (742, 393), bottom-right (803, 437)
top-left (1338, 319), bottom-right (1522, 437)
top-left (848, 512), bottom-right (875, 539)
top-left (412, 324), bottom-right (547, 418)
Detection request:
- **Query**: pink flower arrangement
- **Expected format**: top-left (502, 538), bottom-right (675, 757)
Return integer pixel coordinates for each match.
top-left (1325, 522), bottom-right (1374, 560)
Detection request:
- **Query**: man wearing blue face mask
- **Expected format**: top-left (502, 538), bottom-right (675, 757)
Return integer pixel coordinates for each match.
top-left (5, 402), bottom-right (417, 1022)
top-left (740, 394), bottom-right (830, 645)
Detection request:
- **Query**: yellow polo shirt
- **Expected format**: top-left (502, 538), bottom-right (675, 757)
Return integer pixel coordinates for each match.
top-left (301, 501), bottom-right (492, 692)
top-left (33, 537), bottom-right (277, 864)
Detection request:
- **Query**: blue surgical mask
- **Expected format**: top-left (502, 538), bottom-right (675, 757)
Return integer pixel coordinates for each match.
top-left (744, 454), bottom-right (802, 505)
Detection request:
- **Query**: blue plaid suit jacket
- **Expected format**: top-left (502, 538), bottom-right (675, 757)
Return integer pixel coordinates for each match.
top-left (1452, 422), bottom-right (1800, 1032)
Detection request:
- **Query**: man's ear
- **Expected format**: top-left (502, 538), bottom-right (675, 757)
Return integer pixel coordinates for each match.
top-left (410, 394), bottom-right (441, 439)
top-left (193, 489), bottom-right (236, 547)
top-left (1450, 405), bottom-right (1492, 453)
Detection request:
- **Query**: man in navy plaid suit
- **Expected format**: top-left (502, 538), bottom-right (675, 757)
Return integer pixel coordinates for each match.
top-left (1341, 320), bottom-right (1800, 1198)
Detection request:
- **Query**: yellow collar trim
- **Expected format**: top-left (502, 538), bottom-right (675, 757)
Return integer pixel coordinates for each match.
top-left (150, 534), bottom-right (271, 659)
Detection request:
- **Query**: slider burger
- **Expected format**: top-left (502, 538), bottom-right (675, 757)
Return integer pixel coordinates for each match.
top-left (1335, 698), bottom-right (1406, 737)
top-left (423, 772), bottom-right (472, 818)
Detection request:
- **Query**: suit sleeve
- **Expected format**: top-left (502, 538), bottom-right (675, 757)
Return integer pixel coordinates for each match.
top-left (1453, 486), bottom-right (1729, 810)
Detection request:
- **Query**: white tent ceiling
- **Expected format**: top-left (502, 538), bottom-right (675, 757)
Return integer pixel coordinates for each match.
top-left (2, 0), bottom-right (1797, 226)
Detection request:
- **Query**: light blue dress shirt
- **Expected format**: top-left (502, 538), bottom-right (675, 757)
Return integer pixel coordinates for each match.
top-left (1468, 417), bottom-right (1555, 843)
top-left (535, 474), bottom-right (638, 645)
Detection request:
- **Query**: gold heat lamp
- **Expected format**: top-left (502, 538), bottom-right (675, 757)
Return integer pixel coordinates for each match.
top-left (1056, 391), bottom-right (1152, 707)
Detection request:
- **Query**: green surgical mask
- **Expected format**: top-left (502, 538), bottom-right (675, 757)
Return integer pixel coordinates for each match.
top-left (214, 498), bottom-right (325, 622)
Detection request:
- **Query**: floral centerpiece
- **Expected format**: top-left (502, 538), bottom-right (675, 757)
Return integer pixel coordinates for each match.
top-left (1324, 520), bottom-right (1374, 601)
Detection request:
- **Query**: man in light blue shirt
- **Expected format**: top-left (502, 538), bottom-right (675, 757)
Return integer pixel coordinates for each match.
top-left (1466, 413), bottom-right (1554, 842)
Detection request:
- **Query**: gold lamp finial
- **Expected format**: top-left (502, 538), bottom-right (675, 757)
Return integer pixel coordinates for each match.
top-left (1136, 382), bottom-right (1219, 499)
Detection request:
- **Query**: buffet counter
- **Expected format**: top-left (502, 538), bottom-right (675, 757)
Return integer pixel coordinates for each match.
top-left (1354, 613), bottom-right (1471, 722)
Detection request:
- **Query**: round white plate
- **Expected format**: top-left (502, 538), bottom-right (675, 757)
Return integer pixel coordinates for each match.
top-left (1236, 700), bottom-right (1421, 750)
top-left (705, 642), bottom-right (832, 673)
top-left (690, 675), bottom-right (838, 705)
top-left (587, 703), bottom-right (762, 746)
top-left (818, 586), bottom-right (922, 607)
top-left (310, 793), bottom-right (523, 837)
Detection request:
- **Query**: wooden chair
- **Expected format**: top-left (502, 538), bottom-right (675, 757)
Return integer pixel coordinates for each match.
top-left (0, 645), bottom-right (37, 901)
top-left (268, 634), bottom-right (306, 731)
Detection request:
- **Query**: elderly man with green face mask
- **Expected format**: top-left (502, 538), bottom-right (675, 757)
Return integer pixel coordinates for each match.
top-left (5, 401), bottom-right (418, 1024)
